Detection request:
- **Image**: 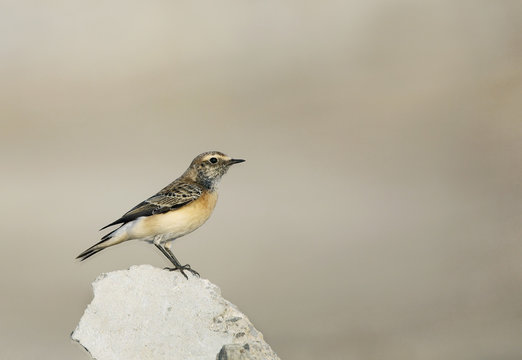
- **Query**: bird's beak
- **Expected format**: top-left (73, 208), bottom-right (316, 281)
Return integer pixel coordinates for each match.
top-left (228, 158), bottom-right (245, 165)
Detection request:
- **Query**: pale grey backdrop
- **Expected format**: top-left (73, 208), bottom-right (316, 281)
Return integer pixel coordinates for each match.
top-left (1, 1), bottom-right (521, 359)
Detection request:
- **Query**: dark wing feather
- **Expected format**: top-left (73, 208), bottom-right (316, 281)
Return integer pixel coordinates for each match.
top-left (100, 181), bottom-right (202, 230)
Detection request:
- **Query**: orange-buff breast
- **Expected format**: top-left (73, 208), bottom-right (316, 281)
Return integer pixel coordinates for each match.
top-left (127, 191), bottom-right (218, 240)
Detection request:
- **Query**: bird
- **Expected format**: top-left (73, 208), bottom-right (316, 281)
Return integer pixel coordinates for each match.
top-left (76, 151), bottom-right (245, 279)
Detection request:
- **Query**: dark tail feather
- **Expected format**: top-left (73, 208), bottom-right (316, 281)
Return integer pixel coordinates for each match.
top-left (76, 226), bottom-right (122, 261)
top-left (76, 247), bottom-right (104, 261)
top-left (101, 229), bottom-right (116, 241)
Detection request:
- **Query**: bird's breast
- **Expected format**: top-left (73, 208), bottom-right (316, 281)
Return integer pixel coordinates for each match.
top-left (128, 190), bottom-right (218, 240)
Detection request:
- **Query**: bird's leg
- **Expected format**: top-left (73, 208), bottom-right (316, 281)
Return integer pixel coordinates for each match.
top-left (154, 243), bottom-right (181, 267)
top-left (153, 240), bottom-right (199, 279)
top-left (164, 241), bottom-right (200, 278)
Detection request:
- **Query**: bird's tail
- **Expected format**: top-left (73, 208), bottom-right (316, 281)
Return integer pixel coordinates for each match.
top-left (76, 227), bottom-right (126, 261)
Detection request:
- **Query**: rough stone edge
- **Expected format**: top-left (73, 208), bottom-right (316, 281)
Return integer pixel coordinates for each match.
top-left (70, 266), bottom-right (280, 360)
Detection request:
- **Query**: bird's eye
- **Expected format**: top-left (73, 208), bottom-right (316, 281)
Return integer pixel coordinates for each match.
top-left (209, 157), bottom-right (218, 164)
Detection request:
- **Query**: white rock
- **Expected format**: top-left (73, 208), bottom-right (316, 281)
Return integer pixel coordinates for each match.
top-left (72, 265), bottom-right (280, 360)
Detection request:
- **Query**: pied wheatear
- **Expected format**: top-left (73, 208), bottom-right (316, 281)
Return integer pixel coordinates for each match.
top-left (77, 151), bottom-right (245, 278)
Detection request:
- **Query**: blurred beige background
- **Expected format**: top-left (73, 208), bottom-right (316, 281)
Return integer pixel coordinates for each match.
top-left (1, 1), bottom-right (521, 359)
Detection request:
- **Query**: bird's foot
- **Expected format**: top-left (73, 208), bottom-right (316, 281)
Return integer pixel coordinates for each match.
top-left (163, 264), bottom-right (200, 279)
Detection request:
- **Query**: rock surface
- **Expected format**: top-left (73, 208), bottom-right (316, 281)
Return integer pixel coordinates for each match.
top-left (72, 265), bottom-right (280, 360)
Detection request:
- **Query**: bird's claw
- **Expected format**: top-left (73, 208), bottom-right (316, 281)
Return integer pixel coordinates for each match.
top-left (163, 264), bottom-right (200, 279)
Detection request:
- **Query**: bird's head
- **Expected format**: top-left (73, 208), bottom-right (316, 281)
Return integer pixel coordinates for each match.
top-left (184, 151), bottom-right (245, 189)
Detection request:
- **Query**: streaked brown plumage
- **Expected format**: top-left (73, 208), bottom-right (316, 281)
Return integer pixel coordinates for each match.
top-left (76, 151), bottom-right (245, 278)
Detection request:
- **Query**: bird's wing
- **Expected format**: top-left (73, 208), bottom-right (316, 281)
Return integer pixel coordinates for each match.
top-left (100, 181), bottom-right (202, 230)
